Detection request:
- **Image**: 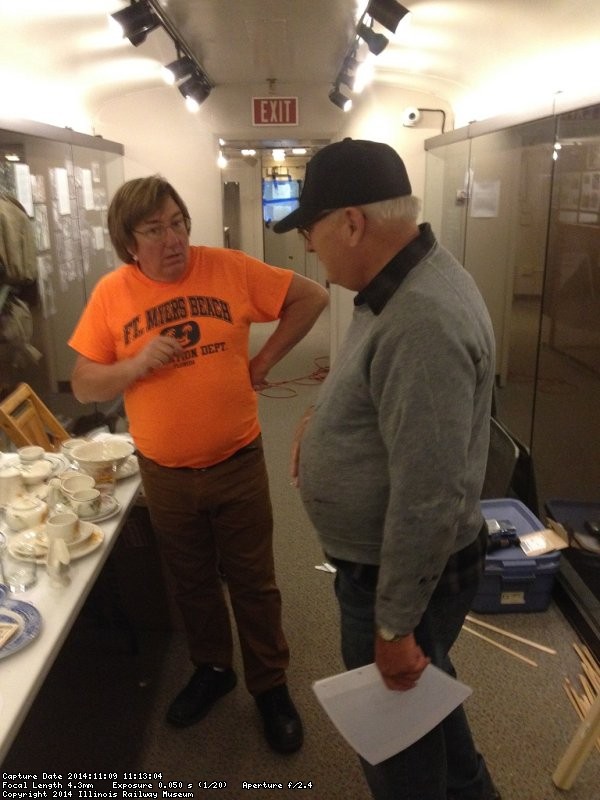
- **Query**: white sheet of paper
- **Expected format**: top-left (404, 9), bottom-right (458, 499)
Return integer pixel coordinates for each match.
top-left (313, 663), bottom-right (472, 765)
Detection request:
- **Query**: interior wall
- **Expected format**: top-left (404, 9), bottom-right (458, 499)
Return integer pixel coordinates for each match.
top-left (327, 84), bottom-right (453, 360)
top-left (93, 87), bottom-right (224, 249)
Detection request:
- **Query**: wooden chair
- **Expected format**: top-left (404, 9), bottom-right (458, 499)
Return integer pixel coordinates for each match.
top-left (0, 382), bottom-right (69, 452)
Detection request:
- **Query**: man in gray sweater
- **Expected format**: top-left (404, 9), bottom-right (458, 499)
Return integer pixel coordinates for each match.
top-left (274, 139), bottom-right (499, 800)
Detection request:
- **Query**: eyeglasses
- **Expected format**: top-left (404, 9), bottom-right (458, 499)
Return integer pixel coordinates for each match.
top-left (298, 209), bottom-right (335, 241)
top-left (133, 216), bottom-right (191, 242)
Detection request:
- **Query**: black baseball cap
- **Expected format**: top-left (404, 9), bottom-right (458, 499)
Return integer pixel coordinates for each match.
top-left (273, 138), bottom-right (412, 233)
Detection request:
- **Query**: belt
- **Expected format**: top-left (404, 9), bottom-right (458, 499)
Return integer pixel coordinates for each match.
top-left (138, 436), bottom-right (261, 473)
top-left (326, 555), bottom-right (380, 590)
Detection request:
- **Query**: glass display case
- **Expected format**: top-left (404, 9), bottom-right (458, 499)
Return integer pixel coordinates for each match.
top-left (0, 118), bottom-right (124, 432)
top-left (424, 104), bottom-right (600, 655)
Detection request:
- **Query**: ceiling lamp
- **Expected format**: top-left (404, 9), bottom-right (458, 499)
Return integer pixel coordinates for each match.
top-left (366, 0), bottom-right (410, 33)
top-left (328, 86), bottom-right (353, 112)
top-left (356, 21), bottom-right (389, 55)
top-left (179, 75), bottom-right (211, 112)
top-left (110, 1), bottom-right (159, 47)
top-left (161, 56), bottom-right (195, 85)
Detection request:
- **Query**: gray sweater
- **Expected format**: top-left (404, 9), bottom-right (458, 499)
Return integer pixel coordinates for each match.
top-left (299, 227), bottom-right (496, 636)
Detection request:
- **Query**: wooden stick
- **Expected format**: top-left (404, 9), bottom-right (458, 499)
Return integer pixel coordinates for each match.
top-left (564, 681), bottom-right (585, 720)
top-left (465, 614), bottom-right (556, 654)
top-left (580, 674), bottom-right (596, 706)
top-left (553, 693), bottom-right (600, 789)
top-left (582, 661), bottom-right (600, 693)
top-left (462, 625), bottom-right (538, 667)
top-left (563, 680), bottom-right (600, 754)
top-left (574, 643), bottom-right (600, 678)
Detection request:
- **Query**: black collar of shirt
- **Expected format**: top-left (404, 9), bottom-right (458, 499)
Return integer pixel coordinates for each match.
top-left (354, 222), bottom-right (436, 315)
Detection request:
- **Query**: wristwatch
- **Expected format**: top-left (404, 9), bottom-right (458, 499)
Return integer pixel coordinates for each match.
top-left (378, 626), bottom-right (402, 642)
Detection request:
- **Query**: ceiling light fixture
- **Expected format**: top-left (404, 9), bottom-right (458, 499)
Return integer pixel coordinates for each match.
top-left (113, 1), bottom-right (214, 110)
top-left (328, 86), bottom-right (353, 112)
top-left (161, 56), bottom-right (195, 85)
top-left (329, 3), bottom-right (411, 109)
top-left (366, 0), bottom-right (410, 34)
top-left (179, 74), bottom-right (211, 112)
top-left (356, 21), bottom-right (389, 55)
top-left (110, 0), bottom-right (159, 47)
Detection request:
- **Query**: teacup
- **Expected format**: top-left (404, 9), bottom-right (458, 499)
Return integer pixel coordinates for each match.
top-left (68, 488), bottom-right (101, 518)
top-left (5, 495), bottom-right (47, 530)
top-left (45, 510), bottom-right (79, 544)
top-left (18, 445), bottom-right (45, 463)
top-left (0, 466), bottom-right (24, 506)
top-left (60, 474), bottom-right (96, 496)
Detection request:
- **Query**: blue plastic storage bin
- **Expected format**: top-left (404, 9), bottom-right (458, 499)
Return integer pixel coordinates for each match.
top-left (471, 499), bottom-right (562, 613)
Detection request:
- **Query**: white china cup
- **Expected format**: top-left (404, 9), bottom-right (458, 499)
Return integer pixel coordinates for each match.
top-left (68, 488), bottom-right (101, 518)
top-left (60, 474), bottom-right (96, 496)
top-left (45, 510), bottom-right (79, 544)
top-left (18, 445), bottom-right (45, 463)
top-left (0, 466), bottom-right (24, 506)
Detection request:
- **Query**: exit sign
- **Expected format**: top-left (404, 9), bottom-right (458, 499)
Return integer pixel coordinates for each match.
top-left (252, 96), bottom-right (299, 126)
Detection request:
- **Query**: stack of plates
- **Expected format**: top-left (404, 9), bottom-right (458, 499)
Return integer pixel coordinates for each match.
top-left (8, 521), bottom-right (104, 563)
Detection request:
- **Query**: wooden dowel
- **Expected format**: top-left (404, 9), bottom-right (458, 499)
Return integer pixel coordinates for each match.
top-left (580, 674), bottom-right (596, 706)
top-left (564, 681), bottom-right (584, 720)
top-left (462, 625), bottom-right (538, 667)
top-left (574, 643), bottom-right (600, 678)
top-left (582, 661), bottom-right (600, 693)
top-left (553, 694), bottom-right (600, 789)
top-left (465, 614), bottom-right (556, 654)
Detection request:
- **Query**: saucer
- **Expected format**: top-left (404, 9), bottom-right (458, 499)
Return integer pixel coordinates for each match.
top-left (0, 599), bottom-right (42, 660)
top-left (44, 453), bottom-right (69, 477)
top-left (36, 519), bottom-right (95, 548)
top-left (84, 494), bottom-right (121, 523)
top-left (10, 520), bottom-right (95, 556)
top-left (9, 523), bottom-right (104, 563)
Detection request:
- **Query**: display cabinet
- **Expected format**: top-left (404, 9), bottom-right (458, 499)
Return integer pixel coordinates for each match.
top-left (424, 105), bottom-right (600, 655)
top-left (0, 117), bottom-right (124, 432)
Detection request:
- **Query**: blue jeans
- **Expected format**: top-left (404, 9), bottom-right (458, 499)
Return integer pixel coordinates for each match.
top-left (332, 526), bottom-right (495, 800)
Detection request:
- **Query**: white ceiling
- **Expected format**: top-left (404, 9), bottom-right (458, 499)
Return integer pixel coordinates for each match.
top-left (0, 0), bottom-right (599, 133)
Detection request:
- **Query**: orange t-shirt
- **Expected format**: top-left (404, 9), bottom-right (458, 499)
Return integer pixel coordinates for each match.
top-left (69, 246), bottom-right (293, 468)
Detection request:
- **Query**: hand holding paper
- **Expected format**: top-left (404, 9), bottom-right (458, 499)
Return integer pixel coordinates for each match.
top-left (313, 663), bottom-right (472, 765)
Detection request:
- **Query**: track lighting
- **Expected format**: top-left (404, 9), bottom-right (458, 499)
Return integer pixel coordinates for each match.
top-left (356, 21), bottom-right (389, 55)
top-left (111, 1), bottom-right (214, 111)
top-left (178, 75), bottom-right (211, 112)
top-left (328, 86), bottom-right (353, 112)
top-left (328, 2), bottom-right (412, 107)
top-left (161, 56), bottom-right (195, 85)
top-left (366, 0), bottom-right (410, 34)
top-left (110, 1), bottom-right (159, 47)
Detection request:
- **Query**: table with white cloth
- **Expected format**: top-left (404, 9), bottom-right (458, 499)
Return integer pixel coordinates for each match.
top-left (0, 466), bottom-right (142, 764)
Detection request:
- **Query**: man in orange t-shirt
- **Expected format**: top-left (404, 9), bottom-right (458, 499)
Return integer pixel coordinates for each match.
top-left (69, 176), bottom-right (328, 754)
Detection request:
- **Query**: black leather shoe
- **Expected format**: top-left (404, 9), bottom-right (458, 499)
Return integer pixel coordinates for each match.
top-left (167, 665), bottom-right (237, 727)
top-left (255, 684), bottom-right (303, 754)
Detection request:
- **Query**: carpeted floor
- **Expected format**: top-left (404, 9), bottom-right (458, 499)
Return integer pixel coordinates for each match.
top-left (3, 308), bottom-right (600, 799)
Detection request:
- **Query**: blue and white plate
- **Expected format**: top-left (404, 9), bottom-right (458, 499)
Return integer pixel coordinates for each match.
top-left (0, 597), bottom-right (42, 660)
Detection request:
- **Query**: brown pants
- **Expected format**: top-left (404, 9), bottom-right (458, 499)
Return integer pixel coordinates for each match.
top-left (138, 437), bottom-right (289, 695)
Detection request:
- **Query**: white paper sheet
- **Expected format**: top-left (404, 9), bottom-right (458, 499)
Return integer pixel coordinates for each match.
top-left (313, 663), bottom-right (472, 765)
